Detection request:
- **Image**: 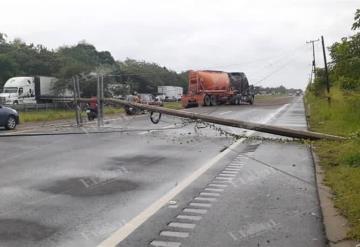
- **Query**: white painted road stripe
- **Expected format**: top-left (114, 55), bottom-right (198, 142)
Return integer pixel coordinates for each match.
top-left (169, 222), bottom-right (196, 229)
top-left (97, 103), bottom-right (290, 247)
top-left (225, 168), bottom-right (241, 171)
top-left (176, 215), bottom-right (202, 221)
top-left (183, 208), bottom-right (208, 214)
top-left (150, 240), bottom-right (181, 247)
top-left (189, 202), bottom-right (212, 208)
top-left (205, 188), bottom-right (224, 192)
top-left (200, 192), bottom-right (220, 197)
top-left (218, 173), bottom-right (236, 177)
top-left (222, 171), bottom-right (238, 174)
top-left (215, 177), bottom-right (233, 180)
top-left (208, 183), bottom-right (228, 188)
top-left (160, 231), bottom-right (190, 238)
top-left (194, 197), bottom-right (217, 202)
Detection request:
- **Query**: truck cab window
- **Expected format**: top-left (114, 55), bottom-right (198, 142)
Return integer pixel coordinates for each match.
top-left (18, 88), bottom-right (23, 95)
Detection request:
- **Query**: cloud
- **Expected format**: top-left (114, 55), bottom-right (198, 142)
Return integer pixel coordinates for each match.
top-left (0, 0), bottom-right (359, 89)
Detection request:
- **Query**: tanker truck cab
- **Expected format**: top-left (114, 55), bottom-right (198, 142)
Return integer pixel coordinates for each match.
top-left (0, 77), bottom-right (35, 105)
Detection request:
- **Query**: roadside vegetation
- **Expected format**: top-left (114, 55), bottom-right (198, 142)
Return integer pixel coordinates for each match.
top-left (19, 107), bottom-right (124, 123)
top-left (305, 9), bottom-right (360, 240)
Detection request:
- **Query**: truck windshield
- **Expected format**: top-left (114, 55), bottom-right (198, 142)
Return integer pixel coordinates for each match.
top-left (3, 87), bottom-right (18, 93)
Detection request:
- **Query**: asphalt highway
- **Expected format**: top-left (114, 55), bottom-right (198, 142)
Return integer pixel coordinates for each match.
top-left (0, 96), bottom-right (326, 247)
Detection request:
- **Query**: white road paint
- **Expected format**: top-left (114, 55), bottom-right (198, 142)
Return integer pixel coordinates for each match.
top-left (169, 222), bottom-right (196, 229)
top-left (215, 177), bottom-right (233, 181)
top-left (208, 184), bottom-right (228, 188)
top-left (194, 197), bottom-right (217, 202)
top-left (183, 208), bottom-right (208, 214)
top-left (218, 173), bottom-right (236, 177)
top-left (204, 188), bottom-right (224, 192)
top-left (150, 240), bottom-right (181, 247)
top-left (176, 215), bottom-right (202, 221)
top-left (160, 231), bottom-right (190, 238)
top-left (189, 202), bottom-right (212, 208)
top-left (200, 192), bottom-right (220, 197)
top-left (222, 171), bottom-right (238, 174)
top-left (97, 103), bottom-right (290, 247)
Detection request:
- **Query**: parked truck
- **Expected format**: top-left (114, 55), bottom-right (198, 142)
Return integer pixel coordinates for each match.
top-left (181, 70), bottom-right (254, 108)
top-left (0, 76), bottom-right (73, 105)
top-left (157, 86), bottom-right (183, 101)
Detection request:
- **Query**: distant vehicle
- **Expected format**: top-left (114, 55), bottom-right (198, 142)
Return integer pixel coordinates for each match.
top-left (295, 90), bottom-right (301, 96)
top-left (181, 70), bottom-right (255, 108)
top-left (158, 86), bottom-right (183, 101)
top-left (138, 93), bottom-right (163, 106)
top-left (0, 76), bottom-right (73, 105)
top-left (0, 105), bottom-right (19, 130)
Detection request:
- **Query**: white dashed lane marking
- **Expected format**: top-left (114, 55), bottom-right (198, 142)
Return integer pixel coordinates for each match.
top-left (204, 188), bottom-right (224, 192)
top-left (189, 202), bottom-right (212, 208)
top-left (183, 208), bottom-right (208, 214)
top-left (222, 170), bottom-right (238, 174)
top-left (215, 177), bottom-right (233, 180)
top-left (169, 222), bottom-right (196, 229)
top-left (218, 173), bottom-right (236, 177)
top-left (194, 197), bottom-right (217, 202)
top-left (160, 231), bottom-right (190, 238)
top-left (208, 183), bottom-right (228, 188)
top-left (150, 240), bottom-right (181, 247)
top-left (200, 192), bottom-right (220, 197)
top-left (176, 215), bottom-right (202, 221)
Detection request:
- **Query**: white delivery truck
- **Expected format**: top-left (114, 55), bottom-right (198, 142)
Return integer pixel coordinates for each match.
top-left (0, 76), bottom-right (72, 105)
top-left (157, 86), bottom-right (183, 101)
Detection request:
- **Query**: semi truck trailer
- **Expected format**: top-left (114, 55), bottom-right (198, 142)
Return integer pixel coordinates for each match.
top-left (181, 70), bottom-right (254, 108)
top-left (0, 76), bottom-right (73, 105)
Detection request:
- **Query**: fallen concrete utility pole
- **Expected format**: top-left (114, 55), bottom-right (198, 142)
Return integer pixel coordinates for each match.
top-left (103, 98), bottom-right (343, 141)
top-left (61, 97), bottom-right (343, 141)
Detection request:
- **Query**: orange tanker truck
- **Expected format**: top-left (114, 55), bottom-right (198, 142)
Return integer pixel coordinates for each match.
top-left (181, 70), bottom-right (255, 108)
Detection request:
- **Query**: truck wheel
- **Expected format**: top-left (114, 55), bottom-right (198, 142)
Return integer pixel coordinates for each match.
top-left (13, 101), bottom-right (18, 105)
top-left (204, 95), bottom-right (211, 106)
top-left (210, 95), bottom-right (217, 106)
top-left (5, 116), bottom-right (17, 130)
top-left (249, 96), bottom-right (254, 105)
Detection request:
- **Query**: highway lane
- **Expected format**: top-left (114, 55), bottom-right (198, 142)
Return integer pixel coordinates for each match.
top-left (115, 97), bottom-right (327, 247)
top-left (0, 97), bottom-right (308, 247)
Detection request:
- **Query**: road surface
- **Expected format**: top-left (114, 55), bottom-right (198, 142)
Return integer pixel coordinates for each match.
top-left (0, 96), bottom-right (326, 247)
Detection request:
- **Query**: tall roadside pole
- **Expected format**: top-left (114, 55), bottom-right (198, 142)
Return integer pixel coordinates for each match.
top-left (73, 76), bottom-right (82, 127)
top-left (97, 75), bottom-right (104, 128)
top-left (306, 39), bottom-right (319, 84)
top-left (321, 35), bottom-right (331, 105)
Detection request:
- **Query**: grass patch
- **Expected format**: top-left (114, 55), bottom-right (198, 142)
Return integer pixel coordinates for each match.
top-left (163, 101), bottom-right (183, 110)
top-left (306, 87), bottom-right (360, 240)
top-left (19, 107), bottom-right (124, 123)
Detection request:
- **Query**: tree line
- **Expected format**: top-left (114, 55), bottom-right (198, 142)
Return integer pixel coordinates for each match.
top-left (309, 9), bottom-right (360, 95)
top-left (0, 35), bottom-right (187, 97)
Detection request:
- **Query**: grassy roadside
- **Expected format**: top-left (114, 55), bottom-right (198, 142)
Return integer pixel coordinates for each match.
top-left (19, 107), bottom-right (124, 123)
top-left (163, 101), bottom-right (183, 110)
top-left (305, 87), bottom-right (360, 240)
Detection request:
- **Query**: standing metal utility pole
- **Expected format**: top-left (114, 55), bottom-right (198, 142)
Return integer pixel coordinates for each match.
top-left (73, 76), bottom-right (82, 126)
top-left (97, 75), bottom-right (104, 128)
top-left (321, 36), bottom-right (330, 95)
top-left (306, 39), bottom-right (319, 84)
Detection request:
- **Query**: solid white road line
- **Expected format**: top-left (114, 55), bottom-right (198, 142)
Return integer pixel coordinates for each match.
top-left (204, 188), bottom-right (224, 192)
top-left (194, 197), bottom-right (217, 202)
top-left (208, 183), bottom-right (228, 188)
top-left (97, 103), bottom-right (290, 247)
top-left (189, 202), bottom-right (212, 208)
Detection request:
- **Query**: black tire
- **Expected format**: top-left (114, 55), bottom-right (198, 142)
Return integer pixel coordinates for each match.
top-left (5, 116), bottom-right (17, 130)
top-left (13, 101), bottom-right (18, 105)
top-left (210, 95), bottom-right (217, 106)
top-left (204, 95), bottom-right (211, 106)
top-left (249, 96), bottom-right (254, 105)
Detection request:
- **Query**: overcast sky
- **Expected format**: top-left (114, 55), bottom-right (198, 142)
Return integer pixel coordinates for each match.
top-left (1, 0), bottom-right (359, 89)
